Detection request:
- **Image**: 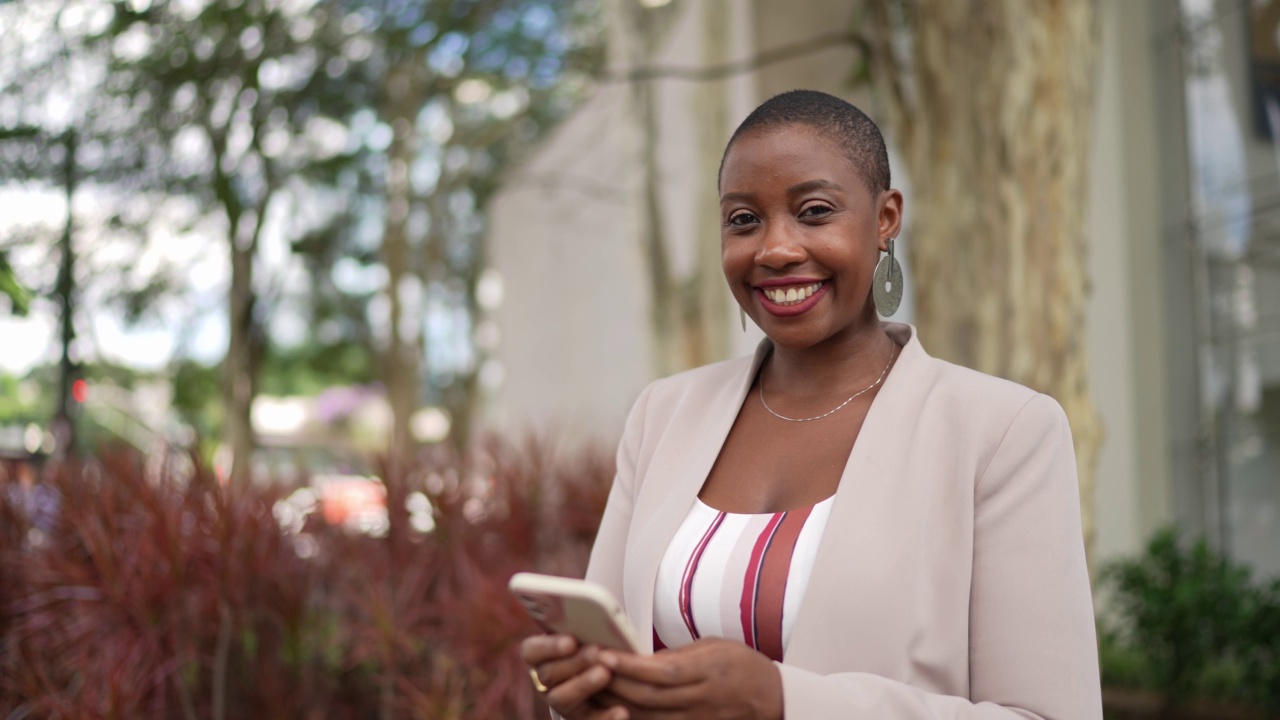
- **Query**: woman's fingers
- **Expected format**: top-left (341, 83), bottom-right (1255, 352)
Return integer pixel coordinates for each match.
top-left (521, 636), bottom-right (626, 719)
top-left (521, 636), bottom-right (608, 689)
top-left (544, 663), bottom-right (614, 716)
top-left (600, 650), bottom-right (698, 686)
top-left (603, 674), bottom-right (704, 710)
top-left (537, 645), bottom-right (603, 687)
top-left (520, 633), bottom-right (578, 666)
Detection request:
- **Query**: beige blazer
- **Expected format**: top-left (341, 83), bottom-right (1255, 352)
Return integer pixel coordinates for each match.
top-left (584, 323), bottom-right (1101, 719)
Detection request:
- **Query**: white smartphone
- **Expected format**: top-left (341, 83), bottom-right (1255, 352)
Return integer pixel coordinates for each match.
top-left (509, 572), bottom-right (645, 654)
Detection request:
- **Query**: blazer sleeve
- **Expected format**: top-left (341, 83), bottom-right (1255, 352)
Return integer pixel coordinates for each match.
top-left (775, 393), bottom-right (1102, 720)
top-left (549, 385), bottom-right (655, 720)
top-left (583, 381), bottom-right (655, 601)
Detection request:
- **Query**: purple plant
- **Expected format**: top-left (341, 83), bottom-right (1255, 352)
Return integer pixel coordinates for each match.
top-left (0, 435), bottom-right (613, 720)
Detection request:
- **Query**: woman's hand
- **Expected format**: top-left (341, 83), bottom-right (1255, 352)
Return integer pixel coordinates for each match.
top-left (520, 633), bottom-right (627, 720)
top-left (598, 638), bottom-right (783, 720)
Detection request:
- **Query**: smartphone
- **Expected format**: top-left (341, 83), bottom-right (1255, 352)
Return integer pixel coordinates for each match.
top-left (509, 572), bottom-right (644, 654)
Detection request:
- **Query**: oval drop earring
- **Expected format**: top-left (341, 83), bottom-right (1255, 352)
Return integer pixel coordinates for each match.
top-left (873, 237), bottom-right (903, 317)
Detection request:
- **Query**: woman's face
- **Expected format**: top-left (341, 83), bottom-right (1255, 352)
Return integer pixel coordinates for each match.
top-left (719, 123), bottom-right (903, 351)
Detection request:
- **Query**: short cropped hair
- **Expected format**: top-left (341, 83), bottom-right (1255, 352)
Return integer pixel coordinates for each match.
top-left (719, 89), bottom-right (890, 196)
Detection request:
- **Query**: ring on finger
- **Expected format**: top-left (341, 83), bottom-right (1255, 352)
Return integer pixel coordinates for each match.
top-left (529, 668), bottom-right (549, 693)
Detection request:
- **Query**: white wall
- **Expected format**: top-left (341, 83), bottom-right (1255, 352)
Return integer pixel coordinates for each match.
top-left (1086, 1), bottom-right (1146, 565)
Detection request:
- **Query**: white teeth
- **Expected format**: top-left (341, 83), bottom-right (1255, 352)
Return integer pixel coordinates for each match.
top-left (763, 282), bottom-right (823, 306)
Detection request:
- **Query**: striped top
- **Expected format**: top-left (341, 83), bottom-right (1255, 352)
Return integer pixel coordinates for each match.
top-left (652, 495), bottom-right (835, 662)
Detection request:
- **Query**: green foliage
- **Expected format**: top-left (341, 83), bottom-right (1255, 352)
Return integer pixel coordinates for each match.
top-left (2, 0), bottom-right (602, 457)
top-left (1099, 528), bottom-right (1280, 713)
top-left (0, 250), bottom-right (31, 316)
top-left (170, 358), bottom-right (223, 448)
top-left (1241, 577), bottom-right (1280, 714)
top-left (0, 372), bottom-right (45, 424)
top-left (260, 339), bottom-right (373, 397)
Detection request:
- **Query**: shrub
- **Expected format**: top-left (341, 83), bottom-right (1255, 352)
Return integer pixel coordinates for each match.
top-left (0, 436), bottom-right (613, 720)
top-left (1098, 528), bottom-right (1280, 714)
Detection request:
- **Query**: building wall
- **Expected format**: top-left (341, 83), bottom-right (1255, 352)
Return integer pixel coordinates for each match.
top-left (1086, 1), bottom-right (1146, 565)
top-left (1186, 0), bottom-right (1280, 575)
top-left (484, 83), bottom-right (651, 439)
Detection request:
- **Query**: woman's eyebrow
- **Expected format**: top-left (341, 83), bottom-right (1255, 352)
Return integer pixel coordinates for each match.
top-left (719, 179), bottom-right (843, 204)
top-left (787, 179), bottom-right (843, 195)
top-left (719, 191), bottom-right (755, 204)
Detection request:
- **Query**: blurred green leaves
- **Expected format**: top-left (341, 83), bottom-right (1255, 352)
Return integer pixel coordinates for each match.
top-left (0, 250), bottom-right (32, 316)
top-left (0, 0), bottom-right (600, 450)
top-left (1098, 528), bottom-right (1280, 713)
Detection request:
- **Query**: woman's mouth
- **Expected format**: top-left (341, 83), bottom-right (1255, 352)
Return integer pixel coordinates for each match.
top-left (761, 282), bottom-right (823, 306)
top-left (755, 280), bottom-right (828, 316)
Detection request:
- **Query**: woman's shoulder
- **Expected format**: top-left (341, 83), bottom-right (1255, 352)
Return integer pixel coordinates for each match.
top-left (904, 328), bottom-right (1068, 438)
top-left (926, 355), bottom-right (1041, 409)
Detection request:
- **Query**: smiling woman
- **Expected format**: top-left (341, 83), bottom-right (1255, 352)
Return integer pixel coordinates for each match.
top-left (519, 90), bottom-right (1101, 720)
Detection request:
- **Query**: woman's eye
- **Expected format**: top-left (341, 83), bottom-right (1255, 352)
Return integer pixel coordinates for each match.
top-left (727, 212), bottom-right (758, 227)
top-left (801, 204), bottom-right (833, 218)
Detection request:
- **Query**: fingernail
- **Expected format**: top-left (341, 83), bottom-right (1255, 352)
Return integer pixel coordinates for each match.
top-left (556, 635), bottom-right (573, 652)
top-left (590, 666), bottom-right (609, 683)
top-left (598, 651), bottom-right (617, 668)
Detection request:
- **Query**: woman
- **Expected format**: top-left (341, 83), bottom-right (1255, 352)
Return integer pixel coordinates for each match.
top-left (521, 90), bottom-right (1101, 720)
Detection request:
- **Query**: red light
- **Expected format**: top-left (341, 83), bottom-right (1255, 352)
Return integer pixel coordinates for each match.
top-left (72, 379), bottom-right (88, 403)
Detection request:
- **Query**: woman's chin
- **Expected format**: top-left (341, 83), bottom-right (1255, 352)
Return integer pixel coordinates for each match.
top-left (759, 316), bottom-right (880, 352)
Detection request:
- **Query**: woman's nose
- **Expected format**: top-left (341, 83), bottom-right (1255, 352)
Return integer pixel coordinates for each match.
top-left (755, 222), bottom-right (807, 268)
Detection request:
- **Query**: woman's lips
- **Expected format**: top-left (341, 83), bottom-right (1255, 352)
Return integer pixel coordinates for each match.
top-left (755, 281), bottom-right (828, 317)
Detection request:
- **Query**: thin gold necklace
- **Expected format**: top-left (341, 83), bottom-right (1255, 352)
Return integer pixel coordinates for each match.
top-left (758, 345), bottom-right (897, 422)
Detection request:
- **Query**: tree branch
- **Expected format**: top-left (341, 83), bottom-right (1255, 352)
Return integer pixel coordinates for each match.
top-left (598, 30), bottom-right (867, 83)
top-left (867, 0), bottom-right (915, 143)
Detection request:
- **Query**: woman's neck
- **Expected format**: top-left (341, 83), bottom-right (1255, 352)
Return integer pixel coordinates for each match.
top-left (764, 321), bottom-right (898, 400)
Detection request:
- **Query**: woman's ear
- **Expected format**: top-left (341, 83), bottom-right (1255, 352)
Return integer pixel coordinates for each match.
top-left (877, 189), bottom-right (905, 251)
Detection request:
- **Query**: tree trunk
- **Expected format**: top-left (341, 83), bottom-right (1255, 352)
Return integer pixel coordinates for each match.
top-left (626, 6), bottom-right (680, 378)
top-left (380, 66), bottom-right (423, 461)
top-left (625, 0), bottom-right (733, 377)
top-left (689, 0), bottom-right (734, 367)
top-left (868, 0), bottom-right (1104, 570)
top-left (225, 220), bottom-right (259, 489)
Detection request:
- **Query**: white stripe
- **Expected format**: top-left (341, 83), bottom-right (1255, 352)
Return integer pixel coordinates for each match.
top-left (690, 512), bottom-right (749, 646)
top-left (653, 502), bottom-right (719, 647)
top-left (719, 513), bottom-right (772, 645)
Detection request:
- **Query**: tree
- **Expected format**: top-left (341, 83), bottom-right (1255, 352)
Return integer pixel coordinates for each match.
top-left (346, 0), bottom-right (601, 455)
top-left (3, 0), bottom-right (602, 474)
top-left (79, 0), bottom-right (365, 485)
top-left (865, 0), bottom-right (1104, 567)
top-left (611, 0), bottom-right (733, 378)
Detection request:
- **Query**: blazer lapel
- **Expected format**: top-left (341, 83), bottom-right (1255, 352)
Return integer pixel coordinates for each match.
top-left (623, 342), bottom-right (771, 651)
top-left (783, 323), bottom-right (941, 671)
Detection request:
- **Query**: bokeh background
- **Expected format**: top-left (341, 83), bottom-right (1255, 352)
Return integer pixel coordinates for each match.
top-left (1, 0), bottom-right (1279, 717)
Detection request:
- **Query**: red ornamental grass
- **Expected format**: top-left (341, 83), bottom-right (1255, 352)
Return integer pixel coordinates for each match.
top-left (0, 436), bottom-right (614, 720)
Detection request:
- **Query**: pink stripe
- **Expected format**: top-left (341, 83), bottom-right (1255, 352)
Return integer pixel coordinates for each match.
top-left (679, 511), bottom-right (725, 640)
top-left (755, 507), bottom-right (812, 662)
top-left (739, 512), bottom-right (784, 649)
